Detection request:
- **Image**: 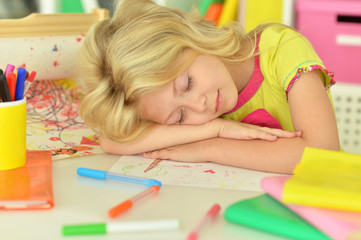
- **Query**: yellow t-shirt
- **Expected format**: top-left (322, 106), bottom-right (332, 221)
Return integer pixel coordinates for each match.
top-left (221, 25), bottom-right (335, 131)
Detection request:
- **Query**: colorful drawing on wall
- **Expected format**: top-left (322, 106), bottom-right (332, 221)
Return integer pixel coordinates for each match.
top-left (26, 78), bottom-right (103, 160)
top-left (109, 155), bottom-right (286, 191)
top-left (0, 35), bottom-right (85, 81)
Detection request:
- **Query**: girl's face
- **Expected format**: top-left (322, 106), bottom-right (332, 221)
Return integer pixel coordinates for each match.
top-left (139, 53), bottom-right (239, 125)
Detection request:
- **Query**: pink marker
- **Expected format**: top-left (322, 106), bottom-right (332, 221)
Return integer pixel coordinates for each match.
top-left (4, 64), bottom-right (14, 77)
top-left (187, 204), bottom-right (221, 240)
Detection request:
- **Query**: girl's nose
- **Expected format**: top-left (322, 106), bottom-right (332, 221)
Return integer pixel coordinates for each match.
top-left (185, 94), bottom-right (206, 113)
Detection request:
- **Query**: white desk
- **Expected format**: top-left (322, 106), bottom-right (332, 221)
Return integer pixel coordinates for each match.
top-left (0, 153), bottom-right (287, 240)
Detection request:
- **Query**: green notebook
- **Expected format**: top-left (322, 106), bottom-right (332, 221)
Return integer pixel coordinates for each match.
top-left (224, 194), bottom-right (330, 240)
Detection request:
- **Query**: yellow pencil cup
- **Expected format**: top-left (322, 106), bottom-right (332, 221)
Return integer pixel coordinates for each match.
top-left (0, 98), bottom-right (26, 170)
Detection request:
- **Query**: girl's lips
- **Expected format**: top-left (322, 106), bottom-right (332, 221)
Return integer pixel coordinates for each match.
top-left (215, 90), bottom-right (223, 113)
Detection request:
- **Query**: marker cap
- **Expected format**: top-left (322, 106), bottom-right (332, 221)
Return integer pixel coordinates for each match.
top-left (62, 223), bottom-right (106, 235)
top-left (77, 167), bottom-right (106, 180)
top-left (108, 199), bottom-right (133, 218)
top-left (144, 179), bottom-right (162, 187)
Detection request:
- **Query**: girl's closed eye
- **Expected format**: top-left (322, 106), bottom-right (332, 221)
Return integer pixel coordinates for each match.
top-left (178, 76), bottom-right (192, 124)
top-left (178, 108), bottom-right (185, 124)
top-left (178, 77), bottom-right (193, 124)
top-left (185, 76), bottom-right (193, 92)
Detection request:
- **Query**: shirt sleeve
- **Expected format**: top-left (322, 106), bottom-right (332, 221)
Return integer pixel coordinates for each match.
top-left (259, 25), bottom-right (335, 100)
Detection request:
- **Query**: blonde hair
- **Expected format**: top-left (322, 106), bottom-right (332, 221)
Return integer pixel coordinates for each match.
top-left (78, 0), bottom-right (258, 143)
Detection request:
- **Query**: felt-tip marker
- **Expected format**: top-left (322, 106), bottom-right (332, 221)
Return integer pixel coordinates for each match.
top-left (0, 73), bottom-right (11, 102)
top-left (15, 68), bottom-right (26, 100)
top-left (77, 167), bottom-right (162, 187)
top-left (4, 64), bottom-right (14, 77)
top-left (62, 219), bottom-right (180, 236)
top-left (24, 71), bottom-right (36, 95)
top-left (7, 72), bottom-right (16, 101)
top-left (187, 204), bottom-right (221, 240)
top-left (108, 185), bottom-right (160, 218)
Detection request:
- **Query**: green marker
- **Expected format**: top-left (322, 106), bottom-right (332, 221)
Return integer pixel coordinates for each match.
top-left (198, 0), bottom-right (224, 16)
top-left (63, 219), bottom-right (180, 236)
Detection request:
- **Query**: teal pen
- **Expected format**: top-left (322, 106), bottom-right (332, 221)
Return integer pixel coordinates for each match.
top-left (77, 167), bottom-right (162, 187)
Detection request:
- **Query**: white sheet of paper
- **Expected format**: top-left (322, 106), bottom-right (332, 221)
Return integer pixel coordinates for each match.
top-left (108, 155), bottom-right (287, 191)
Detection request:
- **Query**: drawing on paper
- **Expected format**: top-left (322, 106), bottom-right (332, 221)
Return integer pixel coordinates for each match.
top-left (109, 155), bottom-right (284, 191)
top-left (26, 78), bottom-right (103, 160)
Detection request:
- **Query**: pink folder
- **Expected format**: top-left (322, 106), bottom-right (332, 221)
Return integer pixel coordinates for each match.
top-left (261, 176), bottom-right (361, 240)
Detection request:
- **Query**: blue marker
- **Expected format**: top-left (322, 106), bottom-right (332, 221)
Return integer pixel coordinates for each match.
top-left (77, 167), bottom-right (162, 187)
top-left (15, 68), bottom-right (26, 101)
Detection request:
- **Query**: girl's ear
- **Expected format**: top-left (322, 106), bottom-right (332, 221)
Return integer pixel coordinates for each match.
top-left (112, 0), bottom-right (157, 27)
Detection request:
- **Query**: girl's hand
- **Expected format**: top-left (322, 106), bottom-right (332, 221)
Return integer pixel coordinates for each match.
top-left (143, 141), bottom-right (207, 163)
top-left (215, 118), bottom-right (302, 141)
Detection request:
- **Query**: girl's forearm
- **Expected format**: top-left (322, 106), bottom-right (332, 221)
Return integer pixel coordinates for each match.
top-left (201, 137), bottom-right (339, 174)
top-left (99, 118), bottom-right (302, 156)
top-left (100, 120), bottom-right (220, 155)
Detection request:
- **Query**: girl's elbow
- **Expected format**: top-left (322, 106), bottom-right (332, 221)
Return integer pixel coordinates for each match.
top-left (305, 137), bottom-right (341, 152)
top-left (99, 137), bottom-right (116, 154)
top-left (99, 142), bottom-right (113, 154)
top-left (326, 141), bottom-right (341, 152)
top-left (320, 135), bottom-right (341, 151)
top-left (99, 135), bottom-right (124, 155)
top-left (99, 135), bottom-right (142, 155)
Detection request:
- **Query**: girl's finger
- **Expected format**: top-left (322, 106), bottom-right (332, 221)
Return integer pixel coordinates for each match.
top-left (143, 149), bottom-right (173, 160)
top-left (258, 127), bottom-right (302, 138)
top-left (245, 129), bottom-right (278, 141)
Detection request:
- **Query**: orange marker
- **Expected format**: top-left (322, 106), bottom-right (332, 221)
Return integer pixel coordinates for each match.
top-left (205, 3), bottom-right (223, 24)
top-left (108, 185), bottom-right (160, 218)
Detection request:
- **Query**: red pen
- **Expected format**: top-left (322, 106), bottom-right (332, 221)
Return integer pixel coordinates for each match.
top-left (187, 204), bottom-right (221, 240)
top-left (7, 72), bottom-right (16, 101)
top-left (24, 71), bottom-right (36, 95)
